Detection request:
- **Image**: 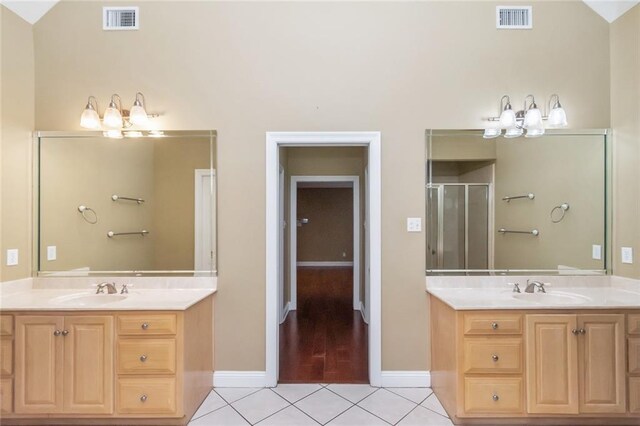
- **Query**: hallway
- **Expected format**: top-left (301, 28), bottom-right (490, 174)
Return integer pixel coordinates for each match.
top-left (279, 267), bottom-right (368, 383)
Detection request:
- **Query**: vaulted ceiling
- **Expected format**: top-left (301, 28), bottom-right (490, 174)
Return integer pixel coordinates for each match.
top-left (1, 0), bottom-right (639, 25)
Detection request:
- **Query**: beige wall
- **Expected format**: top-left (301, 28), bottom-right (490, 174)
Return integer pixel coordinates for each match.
top-left (494, 135), bottom-right (606, 270)
top-left (152, 138), bottom-right (211, 270)
top-left (0, 6), bottom-right (34, 281)
top-left (611, 5), bottom-right (640, 279)
top-left (30, 1), bottom-right (611, 372)
top-left (40, 137), bottom-right (156, 271)
top-left (297, 188), bottom-right (354, 262)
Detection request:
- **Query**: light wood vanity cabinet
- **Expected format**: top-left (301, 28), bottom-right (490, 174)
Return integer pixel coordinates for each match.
top-left (1, 295), bottom-right (213, 425)
top-left (430, 297), bottom-right (639, 424)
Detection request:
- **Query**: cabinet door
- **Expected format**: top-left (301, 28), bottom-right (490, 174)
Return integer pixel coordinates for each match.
top-left (577, 314), bottom-right (626, 413)
top-left (14, 316), bottom-right (64, 413)
top-left (63, 316), bottom-right (114, 414)
top-left (526, 315), bottom-right (579, 414)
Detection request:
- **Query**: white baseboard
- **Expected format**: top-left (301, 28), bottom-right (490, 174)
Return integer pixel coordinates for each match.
top-left (359, 301), bottom-right (369, 324)
top-left (380, 371), bottom-right (431, 388)
top-left (297, 261), bottom-right (353, 267)
top-left (213, 371), bottom-right (267, 388)
top-left (280, 302), bottom-right (291, 324)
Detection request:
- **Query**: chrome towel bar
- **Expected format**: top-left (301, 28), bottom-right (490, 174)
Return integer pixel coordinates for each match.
top-left (107, 230), bottom-right (149, 238)
top-left (112, 194), bottom-right (145, 204)
top-left (499, 228), bottom-right (539, 236)
top-left (502, 193), bottom-right (535, 202)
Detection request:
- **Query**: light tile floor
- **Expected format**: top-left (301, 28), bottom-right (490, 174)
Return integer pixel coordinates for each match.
top-left (189, 384), bottom-right (453, 425)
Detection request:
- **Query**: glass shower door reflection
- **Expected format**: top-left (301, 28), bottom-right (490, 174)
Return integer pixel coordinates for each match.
top-left (442, 185), bottom-right (466, 269)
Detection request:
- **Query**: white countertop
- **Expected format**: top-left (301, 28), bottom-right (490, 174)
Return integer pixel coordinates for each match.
top-left (0, 277), bottom-right (217, 311)
top-left (426, 275), bottom-right (640, 310)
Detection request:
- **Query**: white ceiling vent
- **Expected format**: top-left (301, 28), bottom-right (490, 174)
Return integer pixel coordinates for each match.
top-left (496, 6), bottom-right (532, 29)
top-left (103, 7), bottom-right (139, 31)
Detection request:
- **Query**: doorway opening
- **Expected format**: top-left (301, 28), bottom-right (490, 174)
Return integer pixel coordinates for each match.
top-left (266, 132), bottom-right (381, 387)
top-left (280, 174), bottom-right (366, 383)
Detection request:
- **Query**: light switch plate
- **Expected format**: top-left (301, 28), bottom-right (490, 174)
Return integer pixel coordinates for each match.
top-left (407, 217), bottom-right (422, 232)
top-left (592, 244), bottom-right (602, 260)
top-left (622, 247), bottom-right (634, 264)
top-left (47, 246), bottom-right (57, 261)
top-left (6, 249), bottom-right (18, 266)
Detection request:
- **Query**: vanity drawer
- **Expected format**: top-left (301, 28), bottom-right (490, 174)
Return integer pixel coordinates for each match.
top-left (463, 338), bottom-right (522, 374)
top-left (464, 377), bottom-right (523, 414)
top-left (629, 314), bottom-right (640, 335)
top-left (118, 339), bottom-right (176, 375)
top-left (629, 338), bottom-right (640, 375)
top-left (0, 339), bottom-right (12, 376)
top-left (0, 316), bottom-right (13, 337)
top-left (117, 377), bottom-right (176, 414)
top-left (118, 314), bottom-right (177, 336)
top-left (463, 313), bottom-right (523, 335)
top-left (0, 378), bottom-right (12, 414)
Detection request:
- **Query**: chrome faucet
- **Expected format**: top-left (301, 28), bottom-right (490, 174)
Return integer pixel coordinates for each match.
top-left (525, 279), bottom-right (546, 293)
top-left (96, 282), bottom-right (117, 294)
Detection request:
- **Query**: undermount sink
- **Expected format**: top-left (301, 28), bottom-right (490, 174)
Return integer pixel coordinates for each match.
top-left (512, 291), bottom-right (591, 306)
top-left (52, 293), bottom-right (128, 307)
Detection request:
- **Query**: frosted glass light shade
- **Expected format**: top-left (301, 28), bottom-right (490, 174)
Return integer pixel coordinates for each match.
top-left (103, 105), bottom-right (123, 129)
top-left (504, 127), bottom-right (523, 138)
top-left (524, 107), bottom-right (543, 128)
top-left (80, 107), bottom-right (100, 129)
top-left (547, 106), bottom-right (567, 128)
top-left (525, 125), bottom-right (545, 138)
top-left (129, 104), bottom-right (148, 126)
top-left (103, 130), bottom-right (123, 139)
top-left (499, 109), bottom-right (517, 129)
top-left (483, 126), bottom-right (501, 139)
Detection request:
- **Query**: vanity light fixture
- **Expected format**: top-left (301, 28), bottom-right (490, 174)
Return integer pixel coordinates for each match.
top-left (79, 92), bottom-right (158, 131)
top-left (103, 130), bottom-right (123, 139)
top-left (484, 94), bottom-right (568, 139)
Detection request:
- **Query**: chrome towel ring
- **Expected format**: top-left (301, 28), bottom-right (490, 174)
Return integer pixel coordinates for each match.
top-left (77, 205), bottom-right (98, 224)
top-left (551, 203), bottom-right (570, 223)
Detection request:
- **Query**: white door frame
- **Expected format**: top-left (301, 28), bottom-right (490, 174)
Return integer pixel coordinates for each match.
top-left (290, 176), bottom-right (360, 312)
top-left (195, 169), bottom-right (216, 273)
top-left (266, 131), bottom-right (381, 387)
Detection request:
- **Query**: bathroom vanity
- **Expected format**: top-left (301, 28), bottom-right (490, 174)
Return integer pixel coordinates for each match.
top-left (0, 282), bottom-right (215, 426)
top-left (427, 278), bottom-right (640, 425)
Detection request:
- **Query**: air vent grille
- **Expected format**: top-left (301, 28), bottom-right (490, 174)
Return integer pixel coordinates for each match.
top-left (103, 7), bottom-right (139, 31)
top-left (497, 6), bottom-right (532, 29)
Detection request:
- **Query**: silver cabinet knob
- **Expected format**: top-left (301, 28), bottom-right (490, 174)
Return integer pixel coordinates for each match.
top-left (140, 355), bottom-right (147, 362)
top-left (492, 394), bottom-right (499, 401)
top-left (140, 394), bottom-right (147, 402)
top-left (53, 330), bottom-right (61, 336)
top-left (141, 323), bottom-right (149, 330)
top-left (579, 328), bottom-right (586, 334)
top-left (492, 354), bottom-right (499, 362)
top-left (572, 328), bottom-right (579, 335)
top-left (61, 330), bottom-right (69, 336)
top-left (491, 322), bottom-right (499, 330)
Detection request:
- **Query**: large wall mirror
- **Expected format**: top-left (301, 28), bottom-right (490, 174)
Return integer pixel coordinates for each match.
top-left (36, 131), bottom-right (216, 277)
top-left (426, 129), bottom-right (609, 275)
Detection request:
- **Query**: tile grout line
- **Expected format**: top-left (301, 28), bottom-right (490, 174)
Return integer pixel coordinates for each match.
top-left (392, 403), bottom-right (421, 426)
top-left (321, 387), bottom-right (394, 425)
top-left (420, 394), bottom-right (451, 420)
top-left (273, 385), bottom-right (325, 405)
top-left (213, 388), bottom-right (267, 425)
top-left (385, 387), bottom-right (434, 406)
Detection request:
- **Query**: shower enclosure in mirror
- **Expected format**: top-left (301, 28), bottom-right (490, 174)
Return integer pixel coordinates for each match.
top-left (426, 129), bottom-right (610, 275)
top-left (35, 130), bottom-right (216, 277)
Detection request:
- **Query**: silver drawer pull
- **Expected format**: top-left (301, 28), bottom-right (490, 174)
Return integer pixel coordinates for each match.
top-left (491, 322), bottom-right (499, 330)
top-left (141, 323), bottom-right (149, 330)
top-left (492, 354), bottom-right (499, 362)
top-left (140, 394), bottom-right (148, 402)
top-left (53, 330), bottom-right (61, 336)
top-left (140, 355), bottom-right (147, 362)
top-left (61, 330), bottom-right (69, 336)
top-left (572, 328), bottom-right (579, 335)
top-left (492, 394), bottom-right (499, 402)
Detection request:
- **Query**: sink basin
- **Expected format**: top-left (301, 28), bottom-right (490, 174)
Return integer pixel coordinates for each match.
top-left (512, 291), bottom-right (591, 306)
top-left (52, 293), bottom-right (128, 307)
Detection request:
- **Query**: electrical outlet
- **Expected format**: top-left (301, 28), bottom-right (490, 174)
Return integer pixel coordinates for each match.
top-left (6, 249), bottom-right (18, 266)
top-left (622, 247), bottom-right (634, 264)
top-left (407, 217), bottom-right (422, 232)
top-left (47, 246), bottom-right (57, 261)
top-left (592, 244), bottom-right (602, 260)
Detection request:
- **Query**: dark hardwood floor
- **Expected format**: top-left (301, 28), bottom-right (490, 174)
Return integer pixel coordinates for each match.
top-left (279, 267), bottom-right (368, 383)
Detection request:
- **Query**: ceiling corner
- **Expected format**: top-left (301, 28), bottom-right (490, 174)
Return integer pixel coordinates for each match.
top-left (1, 0), bottom-right (59, 25)
top-left (583, 0), bottom-right (640, 23)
